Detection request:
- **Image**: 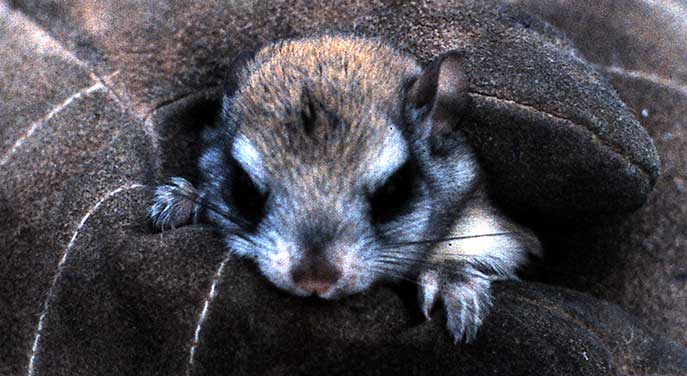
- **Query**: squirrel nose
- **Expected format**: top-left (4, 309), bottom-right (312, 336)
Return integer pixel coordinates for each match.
top-left (291, 256), bottom-right (341, 295)
top-left (296, 278), bottom-right (337, 295)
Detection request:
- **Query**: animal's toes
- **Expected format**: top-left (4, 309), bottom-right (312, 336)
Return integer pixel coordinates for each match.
top-left (149, 177), bottom-right (198, 229)
top-left (418, 270), bottom-right (440, 320)
top-left (444, 297), bottom-right (468, 343)
top-left (442, 280), bottom-right (493, 344)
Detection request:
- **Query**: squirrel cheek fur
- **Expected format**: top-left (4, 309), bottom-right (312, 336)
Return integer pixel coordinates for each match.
top-left (149, 35), bottom-right (541, 343)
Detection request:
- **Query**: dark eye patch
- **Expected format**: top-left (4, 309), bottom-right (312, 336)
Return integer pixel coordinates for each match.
top-left (368, 160), bottom-right (417, 224)
top-left (223, 159), bottom-right (268, 230)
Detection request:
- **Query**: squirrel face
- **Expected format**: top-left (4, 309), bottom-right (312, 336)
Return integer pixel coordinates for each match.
top-left (198, 35), bottom-right (477, 298)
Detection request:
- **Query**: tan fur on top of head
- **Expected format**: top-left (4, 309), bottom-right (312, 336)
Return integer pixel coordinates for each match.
top-left (226, 35), bottom-right (420, 192)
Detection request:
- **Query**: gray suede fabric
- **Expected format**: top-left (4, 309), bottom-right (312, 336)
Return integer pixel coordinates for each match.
top-left (0, 4), bottom-right (153, 367)
top-left (512, 0), bottom-right (687, 347)
top-left (1, 0), bottom-right (685, 375)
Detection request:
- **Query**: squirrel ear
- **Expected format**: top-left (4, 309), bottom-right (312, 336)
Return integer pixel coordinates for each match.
top-left (406, 51), bottom-right (470, 134)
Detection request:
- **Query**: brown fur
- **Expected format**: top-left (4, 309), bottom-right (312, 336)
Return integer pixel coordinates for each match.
top-left (227, 35), bottom-right (420, 194)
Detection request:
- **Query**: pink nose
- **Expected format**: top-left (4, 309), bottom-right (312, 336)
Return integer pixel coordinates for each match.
top-left (291, 258), bottom-right (341, 295)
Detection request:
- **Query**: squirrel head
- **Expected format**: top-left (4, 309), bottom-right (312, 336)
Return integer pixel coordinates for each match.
top-left (199, 35), bottom-right (477, 298)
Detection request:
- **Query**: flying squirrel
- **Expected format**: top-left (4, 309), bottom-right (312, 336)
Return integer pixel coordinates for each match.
top-left (149, 34), bottom-right (540, 343)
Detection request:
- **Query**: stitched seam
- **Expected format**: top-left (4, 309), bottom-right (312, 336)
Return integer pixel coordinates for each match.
top-left (26, 183), bottom-right (145, 376)
top-left (597, 65), bottom-right (687, 96)
top-left (469, 91), bottom-right (654, 180)
top-left (185, 255), bottom-right (232, 376)
top-left (0, 81), bottom-right (105, 167)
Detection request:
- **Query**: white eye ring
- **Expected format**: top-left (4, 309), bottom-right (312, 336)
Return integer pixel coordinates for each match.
top-left (231, 135), bottom-right (266, 190)
top-left (367, 123), bottom-right (408, 190)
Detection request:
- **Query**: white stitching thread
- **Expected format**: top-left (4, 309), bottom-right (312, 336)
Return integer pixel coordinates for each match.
top-left (0, 81), bottom-right (105, 167)
top-left (600, 65), bottom-right (687, 97)
top-left (26, 183), bottom-right (144, 376)
top-left (186, 255), bottom-right (232, 376)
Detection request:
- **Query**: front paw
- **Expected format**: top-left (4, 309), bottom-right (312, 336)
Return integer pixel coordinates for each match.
top-left (148, 177), bottom-right (199, 229)
top-left (418, 269), bottom-right (493, 344)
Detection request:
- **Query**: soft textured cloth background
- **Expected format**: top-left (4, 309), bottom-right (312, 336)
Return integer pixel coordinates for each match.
top-left (1, 1), bottom-right (685, 375)
top-left (511, 0), bottom-right (687, 348)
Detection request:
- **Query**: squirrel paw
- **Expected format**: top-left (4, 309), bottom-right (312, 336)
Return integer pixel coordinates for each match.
top-left (148, 177), bottom-right (199, 229)
top-left (418, 269), bottom-right (493, 344)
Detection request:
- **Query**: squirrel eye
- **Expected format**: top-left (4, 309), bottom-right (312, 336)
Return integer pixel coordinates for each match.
top-left (225, 162), bottom-right (267, 226)
top-left (368, 161), bottom-right (416, 223)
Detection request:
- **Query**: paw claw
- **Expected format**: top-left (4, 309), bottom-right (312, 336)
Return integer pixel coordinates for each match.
top-left (446, 308), bottom-right (465, 344)
top-left (417, 270), bottom-right (493, 344)
top-left (444, 279), bottom-right (491, 344)
top-left (418, 270), bottom-right (440, 320)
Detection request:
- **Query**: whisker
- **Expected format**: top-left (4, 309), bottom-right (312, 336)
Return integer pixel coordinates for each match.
top-left (368, 264), bottom-right (422, 286)
top-left (222, 230), bottom-right (257, 247)
top-left (377, 250), bottom-right (506, 263)
top-left (163, 185), bottom-right (254, 233)
top-left (371, 258), bottom-right (416, 269)
top-left (154, 185), bottom-right (265, 252)
top-left (374, 255), bottom-right (438, 267)
top-left (370, 263), bottom-right (492, 286)
top-left (376, 232), bottom-right (517, 249)
top-left (372, 256), bottom-right (500, 282)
